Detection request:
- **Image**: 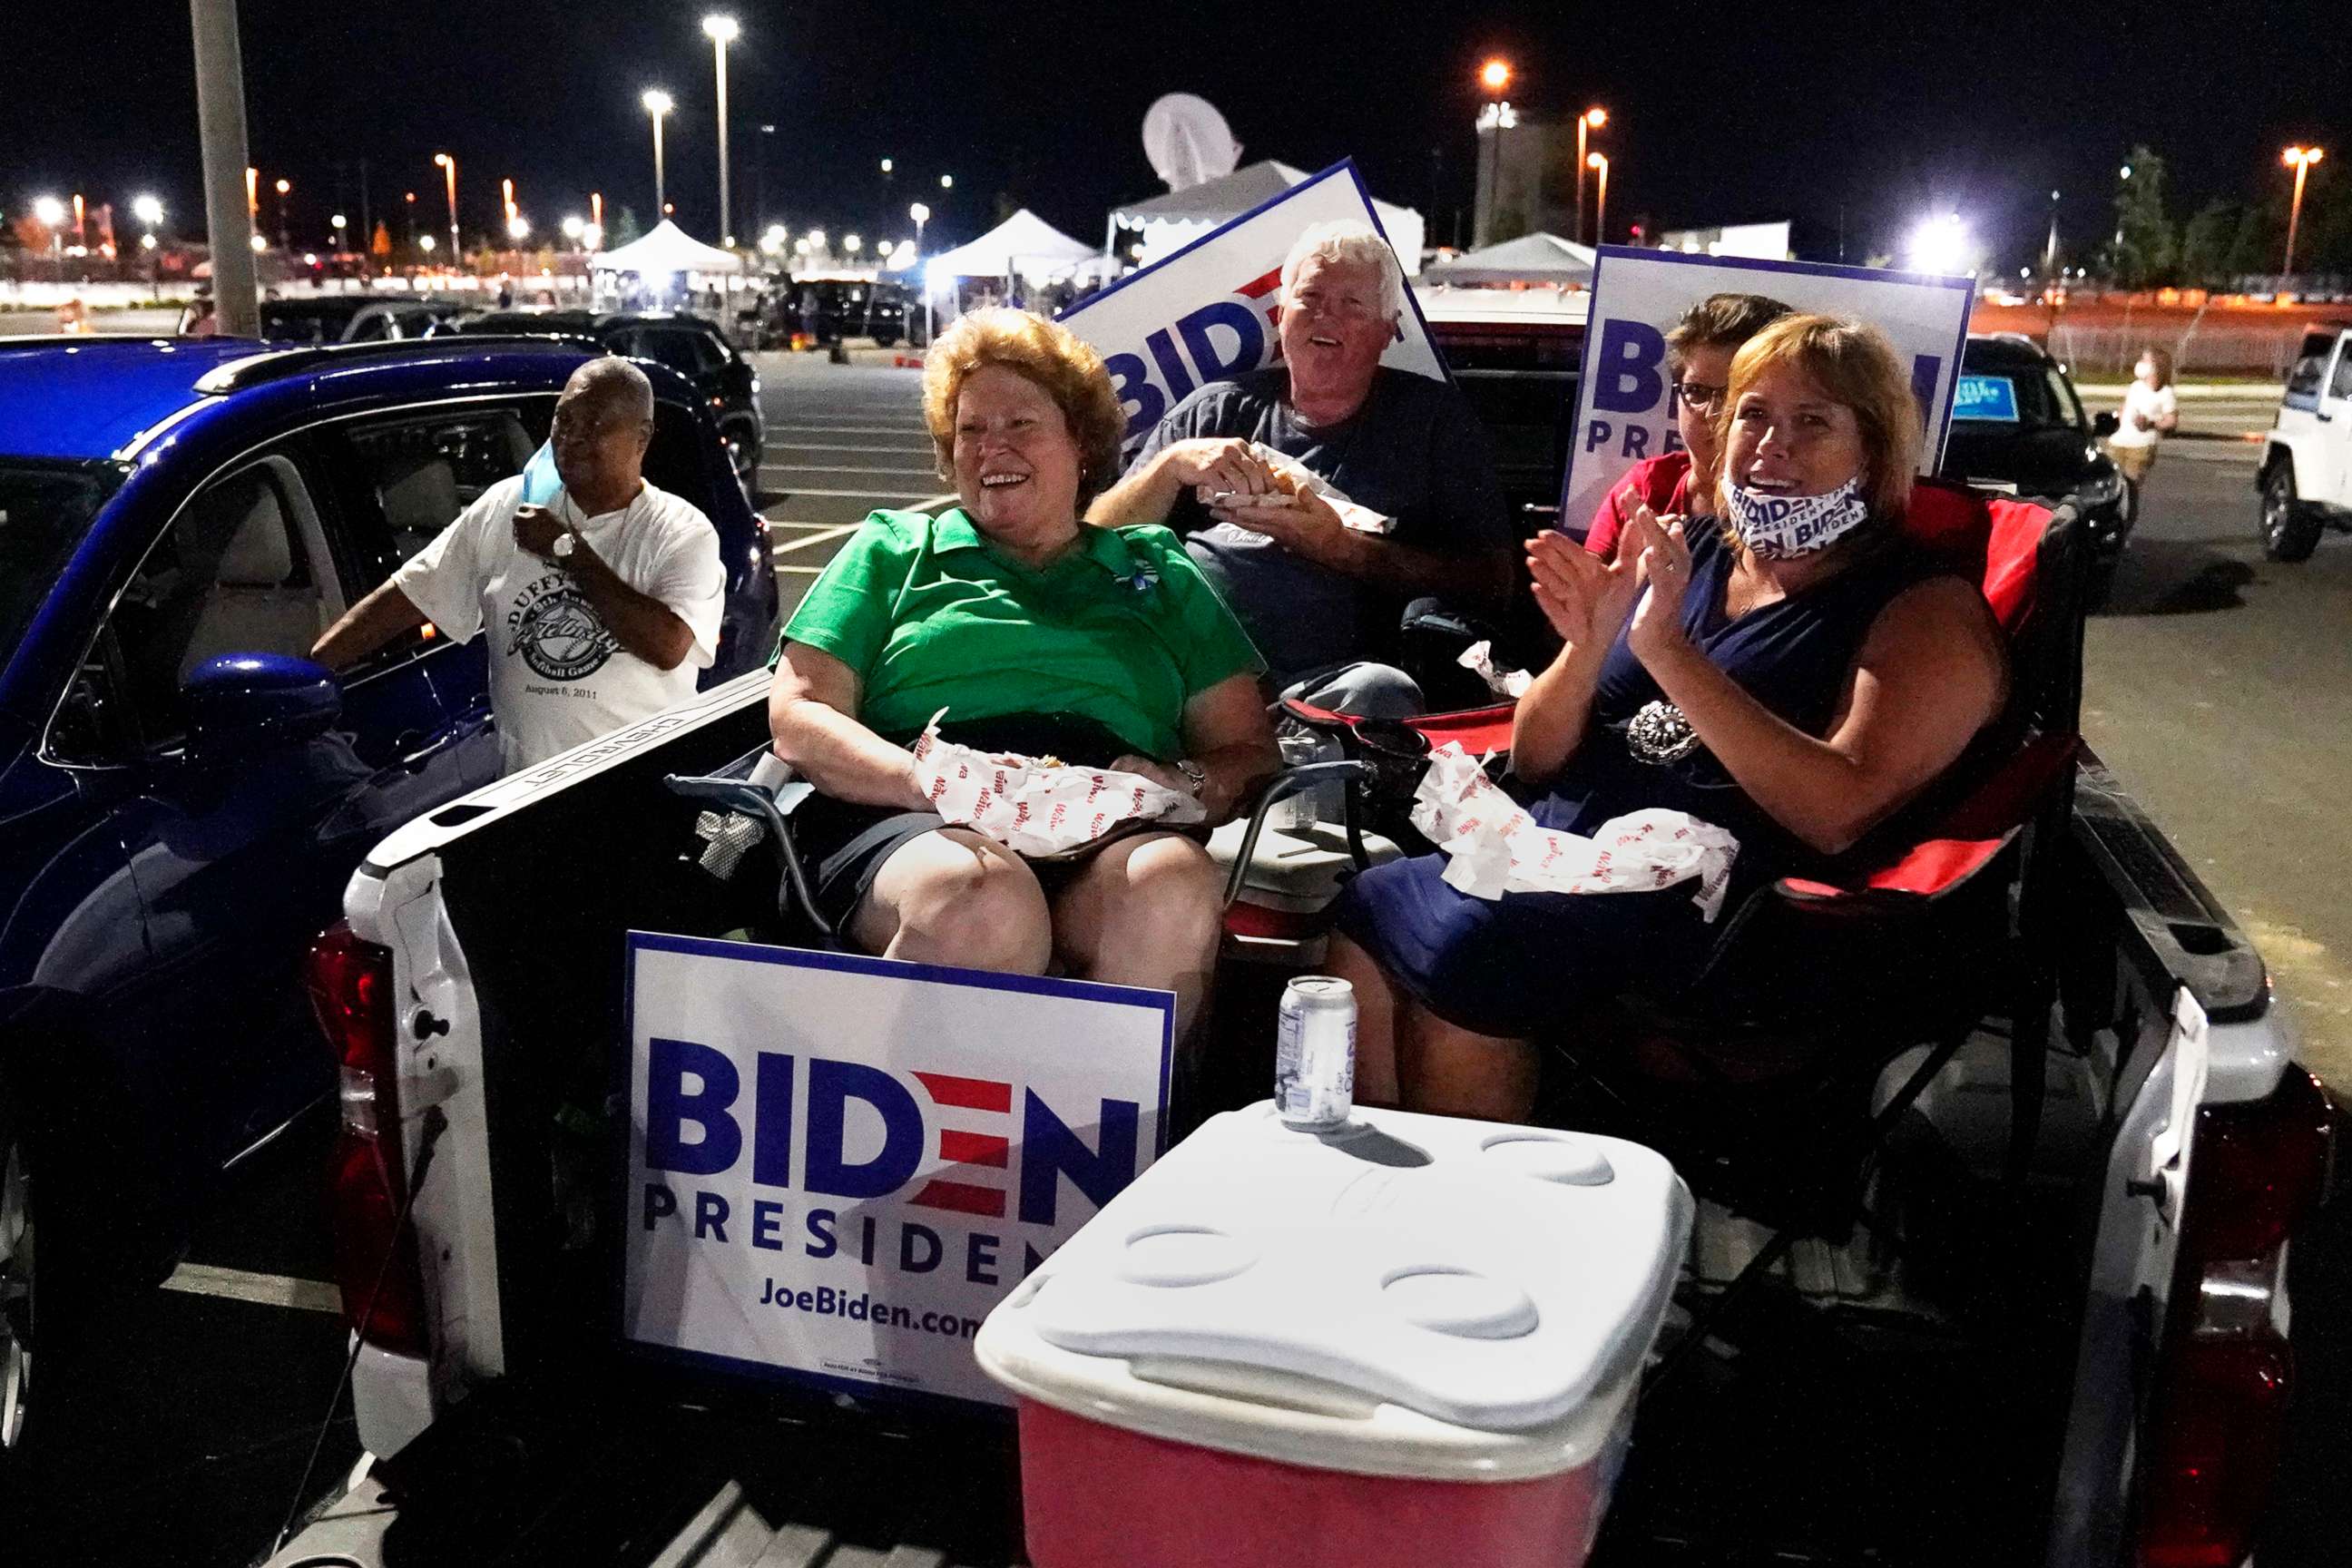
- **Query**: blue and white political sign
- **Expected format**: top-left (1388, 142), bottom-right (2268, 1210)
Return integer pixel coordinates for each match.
top-left (622, 933), bottom-right (1172, 1407)
top-left (1059, 159), bottom-right (1447, 446)
top-left (1562, 247), bottom-right (1976, 533)
top-left (1953, 372), bottom-right (2020, 422)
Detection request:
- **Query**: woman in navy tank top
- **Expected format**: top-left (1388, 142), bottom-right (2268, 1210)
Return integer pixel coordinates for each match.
top-left (1330, 315), bottom-right (2010, 1122)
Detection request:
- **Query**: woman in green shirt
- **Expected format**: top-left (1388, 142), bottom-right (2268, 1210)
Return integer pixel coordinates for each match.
top-left (768, 310), bottom-right (1279, 1036)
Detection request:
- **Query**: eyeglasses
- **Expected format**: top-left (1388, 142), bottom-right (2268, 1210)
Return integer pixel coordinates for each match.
top-left (1675, 380), bottom-right (1728, 411)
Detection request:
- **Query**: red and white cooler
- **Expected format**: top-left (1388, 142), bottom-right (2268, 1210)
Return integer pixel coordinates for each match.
top-left (975, 1102), bottom-right (1693, 1568)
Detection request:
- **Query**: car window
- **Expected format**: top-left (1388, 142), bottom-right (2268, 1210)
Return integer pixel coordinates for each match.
top-left (348, 310), bottom-right (390, 343)
top-left (633, 328), bottom-right (708, 377)
top-left (61, 460), bottom-right (326, 758)
top-left (2286, 332), bottom-right (2336, 402)
top-left (2331, 342), bottom-right (2352, 402)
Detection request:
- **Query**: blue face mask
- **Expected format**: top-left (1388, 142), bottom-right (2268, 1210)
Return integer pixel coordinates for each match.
top-left (1723, 475), bottom-right (1872, 558)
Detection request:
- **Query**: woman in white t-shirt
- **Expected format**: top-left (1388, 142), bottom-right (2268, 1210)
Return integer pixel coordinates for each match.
top-left (2107, 347), bottom-right (2180, 524)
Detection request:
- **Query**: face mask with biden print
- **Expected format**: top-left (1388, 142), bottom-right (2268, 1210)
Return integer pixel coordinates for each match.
top-left (1724, 475), bottom-right (1872, 559)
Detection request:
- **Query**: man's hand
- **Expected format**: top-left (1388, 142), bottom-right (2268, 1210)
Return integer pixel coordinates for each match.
top-left (1211, 482), bottom-right (1360, 571)
top-left (1160, 437), bottom-right (1278, 499)
top-left (514, 504), bottom-right (571, 562)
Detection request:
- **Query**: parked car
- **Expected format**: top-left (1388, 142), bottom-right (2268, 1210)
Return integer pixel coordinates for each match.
top-left (255, 295), bottom-right (454, 344)
top-left (2257, 325), bottom-right (2352, 562)
top-left (0, 333), bottom-right (776, 1459)
top-left (449, 311), bottom-right (765, 489)
top-left (1938, 333), bottom-right (2129, 572)
top-left (755, 279), bottom-right (918, 349)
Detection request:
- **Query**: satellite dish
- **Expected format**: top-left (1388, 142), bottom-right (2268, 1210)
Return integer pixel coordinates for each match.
top-left (1142, 94), bottom-right (1242, 193)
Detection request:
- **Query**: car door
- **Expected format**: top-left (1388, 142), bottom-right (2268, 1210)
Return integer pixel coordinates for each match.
top-left (2321, 333), bottom-right (2352, 509)
top-left (54, 449), bottom-right (395, 1162)
top-left (2277, 330), bottom-right (2337, 495)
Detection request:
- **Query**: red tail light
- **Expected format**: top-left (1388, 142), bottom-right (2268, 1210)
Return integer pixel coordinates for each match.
top-left (306, 921), bottom-right (428, 1356)
top-left (2136, 1067), bottom-right (2334, 1568)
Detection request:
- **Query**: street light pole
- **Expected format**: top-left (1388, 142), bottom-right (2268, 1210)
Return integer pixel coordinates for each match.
top-left (1475, 58), bottom-right (1509, 250)
top-left (642, 91), bottom-right (673, 219)
top-left (1575, 107), bottom-right (1608, 247)
top-left (434, 153), bottom-right (459, 262)
top-left (702, 15), bottom-right (739, 245)
top-left (190, 0), bottom-right (260, 334)
top-left (1587, 152), bottom-right (1610, 248)
top-left (2282, 145), bottom-right (2326, 281)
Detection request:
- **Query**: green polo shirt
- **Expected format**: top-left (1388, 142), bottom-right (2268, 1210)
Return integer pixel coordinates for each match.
top-left (779, 508), bottom-right (1264, 760)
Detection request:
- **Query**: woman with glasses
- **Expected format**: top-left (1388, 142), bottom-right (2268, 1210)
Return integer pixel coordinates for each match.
top-left (1329, 314), bottom-right (2009, 1122)
top-left (1584, 292), bottom-right (1792, 560)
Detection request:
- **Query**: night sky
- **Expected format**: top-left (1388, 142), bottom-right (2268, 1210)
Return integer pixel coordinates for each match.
top-left (5, 0), bottom-right (2344, 269)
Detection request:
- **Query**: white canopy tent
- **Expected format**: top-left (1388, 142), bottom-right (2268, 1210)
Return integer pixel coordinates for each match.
top-left (1422, 231), bottom-right (1595, 289)
top-left (924, 210), bottom-right (1098, 288)
top-left (1107, 161), bottom-right (1426, 275)
top-left (588, 220), bottom-right (745, 278)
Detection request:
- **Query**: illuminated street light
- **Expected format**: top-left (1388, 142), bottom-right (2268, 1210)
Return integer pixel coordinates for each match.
top-left (507, 215), bottom-right (531, 242)
top-left (250, 232), bottom-right (269, 252)
top-left (642, 89), bottom-right (674, 217)
top-left (792, 238), bottom-right (810, 257)
top-left (433, 152), bottom-right (460, 259)
top-left (909, 201), bottom-right (929, 255)
top-left (939, 174), bottom-right (953, 190)
top-left (561, 213), bottom-right (584, 241)
top-left (418, 233), bottom-right (437, 253)
top-left (1479, 58), bottom-right (1511, 93)
top-left (1905, 211), bottom-right (1976, 276)
top-left (1475, 60), bottom-right (1514, 249)
top-left (760, 224), bottom-right (787, 257)
top-left (132, 193), bottom-right (164, 229)
top-left (1586, 152), bottom-right (1610, 247)
top-left (1576, 105), bottom-right (1608, 247)
top-left (2283, 145), bottom-right (2326, 279)
top-left (880, 158), bottom-right (893, 174)
top-left (580, 224), bottom-right (603, 251)
top-left (702, 15), bottom-right (740, 245)
top-left (844, 234), bottom-right (862, 255)
top-left (33, 194), bottom-right (66, 230)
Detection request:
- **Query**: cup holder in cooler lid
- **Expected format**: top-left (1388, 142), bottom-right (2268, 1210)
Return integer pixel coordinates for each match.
top-left (1023, 1108), bottom-right (1689, 1434)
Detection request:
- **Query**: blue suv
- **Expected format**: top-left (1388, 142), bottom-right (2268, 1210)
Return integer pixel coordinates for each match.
top-left (0, 335), bottom-right (775, 1449)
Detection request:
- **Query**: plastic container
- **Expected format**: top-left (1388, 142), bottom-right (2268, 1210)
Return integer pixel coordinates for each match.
top-left (975, 1103), bottom-right (1692, 1568)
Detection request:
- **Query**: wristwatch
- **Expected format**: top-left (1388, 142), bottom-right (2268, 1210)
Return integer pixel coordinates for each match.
top-left (1175, 759), bottom-right (1207, 797)
top-left (551, 530), bottom-right (576, 564)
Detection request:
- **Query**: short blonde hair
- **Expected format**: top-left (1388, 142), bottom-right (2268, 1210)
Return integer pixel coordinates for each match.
top-left (1279, 220), bottom-right (1406, 320)
top-left (921, 309), bottom-right (1127, 505)
top-left (1713, 314), bottom-right (1923, 522)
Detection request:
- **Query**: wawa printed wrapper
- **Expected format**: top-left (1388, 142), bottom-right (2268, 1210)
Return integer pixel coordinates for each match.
top-left (1251, 443), bottom-right (1396, 535)
top-left (909, 712), bottom-right (1204, 858)
top-left (1410, 742), bottom-right (1740, 920)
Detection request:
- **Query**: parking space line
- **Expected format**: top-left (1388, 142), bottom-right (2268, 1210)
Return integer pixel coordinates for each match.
top-left (769, 424), bottom-right (929, 436)
top-left (162, 1261), bottom-right (344, 1316)
top-left (760, 463), bottom-right (938, 475)
top-left (769, 443), bottom-right (936, 454)
top-left (766, 486), bottom-right (943, 499)
top-left (769, 524), bottom-right (857, 555)
top-left (776, 564), bottom-right (828, 574)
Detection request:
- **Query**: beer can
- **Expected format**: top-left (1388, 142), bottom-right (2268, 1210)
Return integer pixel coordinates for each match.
top-left (1275, 975), bottom-right (1357, 1129)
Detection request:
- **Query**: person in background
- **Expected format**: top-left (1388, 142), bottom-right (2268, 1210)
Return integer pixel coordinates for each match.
top-left (1328, 315), bottom-right (2007, 1122)
top-left (1584, 292), bottom-right (1791, 560)
top-left (312, 357), bottom-right (725, 773)
top-left (768, 309), bottom-right (1277, 1040)
top-left (179, 294), bottom-right (219, 337)
top-left (1091, 220), bottom-right (1513, 715)
top-left (2106, 346), bottom-right (2178, 526)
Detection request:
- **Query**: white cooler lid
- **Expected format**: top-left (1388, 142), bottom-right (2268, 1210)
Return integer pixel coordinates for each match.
top-left (1015, 1103), bottom-right (1689, 1435)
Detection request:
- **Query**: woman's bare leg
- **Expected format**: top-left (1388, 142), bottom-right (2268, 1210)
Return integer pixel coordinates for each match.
top-left (849, 828), bottom-right (1053, 974)
top-left (1401, 1011), bottom-right (1540, 1123)
top-left (1052, 832), bottom-right (1224, 1040)
top-left (1323, 933), bottom-right (1401, 1106)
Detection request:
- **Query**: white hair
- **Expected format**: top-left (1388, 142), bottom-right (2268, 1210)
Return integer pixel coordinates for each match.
top-left (1279, 220), bottom-right (1406, 321)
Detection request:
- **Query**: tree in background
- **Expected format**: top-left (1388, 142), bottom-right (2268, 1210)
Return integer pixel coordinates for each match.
top-left (2109, 144), bottom-right (2177, 288)
top-left (2177, 199), bottom-right (2238, 287)
top-left (610, 206), bottom-right (643, 248)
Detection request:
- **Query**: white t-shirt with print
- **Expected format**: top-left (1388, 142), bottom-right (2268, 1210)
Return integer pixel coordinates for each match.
top-left (2110, 382), bottom-right (2178, 449)
top-left (394, 475), bottom-right (726, 771)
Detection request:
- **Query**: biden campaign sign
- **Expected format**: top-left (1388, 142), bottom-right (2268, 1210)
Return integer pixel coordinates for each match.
top-left (1058, 159), bottom-right (1446, 447)
top-left (622, 933), bottom-right (1171, 1407)
top-left (1563, 248), bottom-right (1975, 537)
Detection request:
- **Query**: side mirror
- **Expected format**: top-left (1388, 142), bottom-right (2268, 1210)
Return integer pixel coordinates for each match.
top-left (2092, 410), bottom-right (2120, 439)
top-left (183, 653), bottom-right (341, 769)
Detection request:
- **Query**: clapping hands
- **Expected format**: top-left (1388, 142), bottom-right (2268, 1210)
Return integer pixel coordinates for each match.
top-left (1525, 504), bottom-right (1691, 665)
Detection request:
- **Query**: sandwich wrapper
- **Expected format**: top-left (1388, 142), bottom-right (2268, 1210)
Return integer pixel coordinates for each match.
top-left (1248, 443), bottom-right (1396, 535)
top-left (909, 710), bottom-right (1204, 858)
top-left (1412, 743), bottom-right (1739, 920)
top-left (1458, 640), bottom-right (1533, 699)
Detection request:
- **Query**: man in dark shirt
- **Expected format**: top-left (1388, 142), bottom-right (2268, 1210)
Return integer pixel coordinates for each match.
top-left (1090, 220), bottom-right (1512, 710)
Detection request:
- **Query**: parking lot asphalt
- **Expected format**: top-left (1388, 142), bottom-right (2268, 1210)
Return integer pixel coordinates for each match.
top-left (5, 354), bottom-right (2342, 1568)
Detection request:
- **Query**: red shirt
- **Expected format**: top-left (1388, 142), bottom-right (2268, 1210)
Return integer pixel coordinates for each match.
top-left (1583, 451), bottom-right (1692, 559)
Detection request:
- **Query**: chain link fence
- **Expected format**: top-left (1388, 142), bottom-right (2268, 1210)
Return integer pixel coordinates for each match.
top-left (2046, 321), bottom-right (2307, 379)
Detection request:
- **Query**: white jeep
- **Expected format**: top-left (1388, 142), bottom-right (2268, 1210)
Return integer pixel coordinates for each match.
top-left (2259, 326), bottom-right (2352, 561)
